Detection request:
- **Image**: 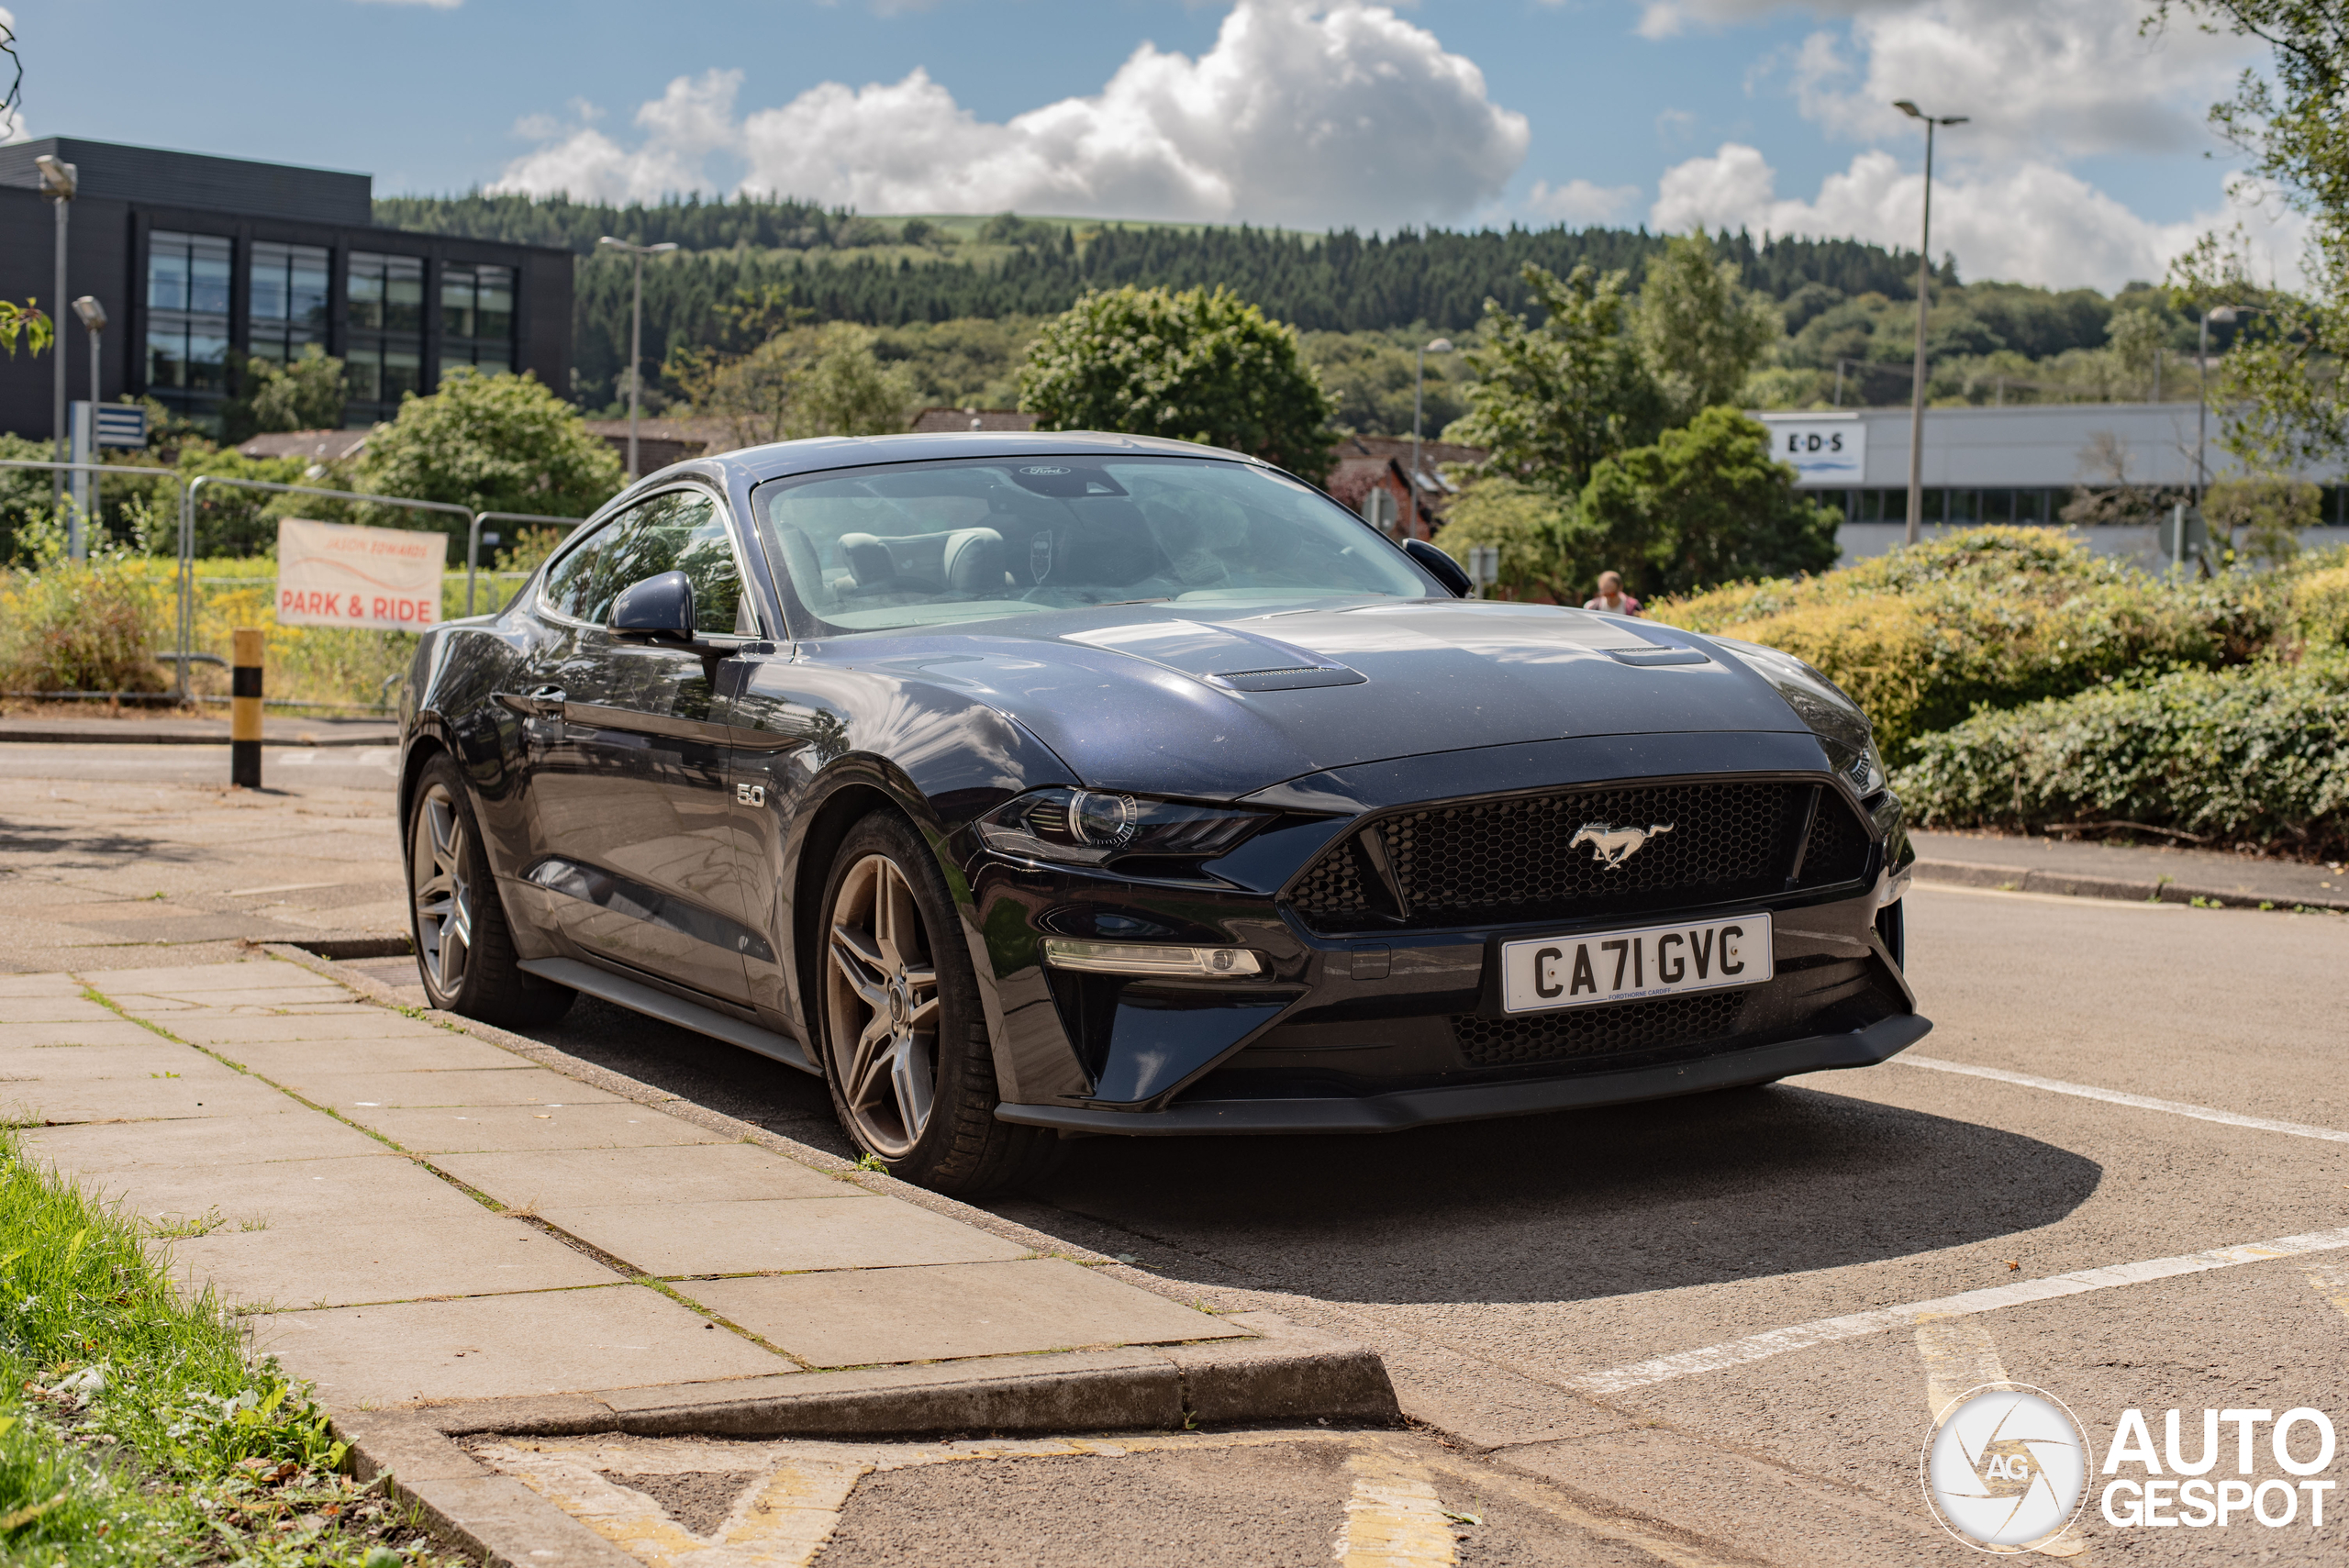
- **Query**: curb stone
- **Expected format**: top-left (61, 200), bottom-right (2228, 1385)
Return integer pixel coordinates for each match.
top-left (1909, 857), bottom-right (2349, 913)
top-left (334, 1315), bottom-right (1397, 1568)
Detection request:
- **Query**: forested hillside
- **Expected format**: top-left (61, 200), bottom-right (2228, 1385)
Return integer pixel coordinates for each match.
top-left (373, 194), bottom-right (2186, 420)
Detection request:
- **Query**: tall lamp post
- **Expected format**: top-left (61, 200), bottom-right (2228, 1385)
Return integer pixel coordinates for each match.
top-left (597, 237), bottom-right (679, 481)
top-left (1411, 338), bottom-right (1452, 539)
top-left (1892, 100), bottom-right (1965, 545)
top-left (72, 295), bottom-right (106, 561)
top-left (2194, 304), bottom-right (2263, 504)
top-left (36, 153), bottom-right (75, 510)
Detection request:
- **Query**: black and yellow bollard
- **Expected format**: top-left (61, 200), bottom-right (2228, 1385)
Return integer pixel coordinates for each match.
top-left (230, 628), bottom-right (263, 788)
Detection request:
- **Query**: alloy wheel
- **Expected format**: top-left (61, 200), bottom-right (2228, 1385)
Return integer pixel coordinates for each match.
top-left (825, 852), bottom-right (941, 1160)
top-left (411, 782), bottom-right (474, 1000)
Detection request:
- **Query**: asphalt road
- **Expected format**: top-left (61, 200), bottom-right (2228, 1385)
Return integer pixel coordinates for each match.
top-left (0, 742), bottom-right (401, 792)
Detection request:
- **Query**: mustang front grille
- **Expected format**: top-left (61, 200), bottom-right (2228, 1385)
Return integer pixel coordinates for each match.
top-left (1287, 779), bottom-right (1875, 933)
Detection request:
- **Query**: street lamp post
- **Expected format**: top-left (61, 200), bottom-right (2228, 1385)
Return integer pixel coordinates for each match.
top-left (597, 237), bottom-right (679, 481)
top-left (2194, 304), bottom-right (2263, 504)
top-left (1893, 101), bottom-right (1966, 546)
top-left (72, 295), bottom-right (106, 560)
top-left (1411, 338), bottom-right (1452, 539)
top-left (36, 154), bottom-right (76, 511)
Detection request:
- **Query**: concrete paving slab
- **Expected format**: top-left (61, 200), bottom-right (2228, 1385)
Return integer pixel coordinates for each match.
top-left (0, 1040), bottom-right (239, 1078)
top-left (107, 985), bottom-right (354, 1010)
top-left (22, 1110), bottom-right (389, 1172)
top-left (0, 973), bottom-right (83, 997)
top-left (0, 1020), bottom-right (161, 1048)
top-left (75, 962), bottom-right (327, 993)
top-left (434, 1143), bottom-right (849, 1209)
top-left (171, 1210), bottom-right (623, 1310)
top-left (1, 1072), bottom-right (301, 1126)
top-left (167, 1012), bottom-right (454, 1045)
top-left (259, 1284), bottom-right (790, 1407)
top-left (340, 1102), bottom-right (723, 1155)
top-left (539, 1195), bottom-right (1031, 1279)
top-left (217, 1035), bottom-right (531, 1078)
top-left (0, 996), bottom-right (117, 1025)
top-left (688, 1259), bottom-right (1247, 1369)
top-left (279, 1068), bottom-right (623, 1109)
top-left (83, 1153), bottom-right (490, 1232)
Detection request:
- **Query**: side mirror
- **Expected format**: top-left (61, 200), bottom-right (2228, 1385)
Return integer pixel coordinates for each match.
top-left (610, 570), bottom-right (696, 639)
top-left (1402, 539), bottom-right (1473, 598)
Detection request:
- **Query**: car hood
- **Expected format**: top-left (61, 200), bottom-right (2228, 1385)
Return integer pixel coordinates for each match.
top-left (837, 597), bottom-right (1815, 800)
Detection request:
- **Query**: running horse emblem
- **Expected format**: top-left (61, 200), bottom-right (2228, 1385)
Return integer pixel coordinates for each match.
top-left (1570, 822), bottom-right (1675, 869)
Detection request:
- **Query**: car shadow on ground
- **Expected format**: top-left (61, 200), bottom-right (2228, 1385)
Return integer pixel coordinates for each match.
top-left (991, 1081), bottom-right (2102, 1307)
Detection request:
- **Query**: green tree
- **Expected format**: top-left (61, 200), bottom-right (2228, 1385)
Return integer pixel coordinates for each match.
top-left (222, 347), bottom-right (348, 441)
top-left (2103, 306), bottom-right (2169, 399)
top-left (355, 369), bottom-right (623, 554)
top-left (1635, 234), bottom-right (1781, 419)
top-left (1575, 406), bottom-right (1842, 599)
top-left (0, 298), bottom-right (51, 358)
top-left (1018, 285), bottom-right (1337, 481)
top-left (2204, 473), bottom-right (2321, 564)
top-left (686, 322), bottom-right (918, 449)
top-left (1432, 479), bottom-right (1578, 602)
top-left (2158, 0), bottom-right (2349, 466)
top-left (1448, 263), bottom-right (1665, 497)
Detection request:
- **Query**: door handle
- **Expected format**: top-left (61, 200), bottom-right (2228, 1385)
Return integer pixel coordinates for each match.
top-left (525, 684), bottom-right (567, 717)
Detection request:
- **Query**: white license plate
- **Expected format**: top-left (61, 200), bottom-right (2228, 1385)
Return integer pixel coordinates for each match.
top-left (1499, 913), bottom-right (1772, 1014)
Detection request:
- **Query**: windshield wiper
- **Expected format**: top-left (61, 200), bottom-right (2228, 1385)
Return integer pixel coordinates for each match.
top-left (1096, 596), bottom-right (1172, 607)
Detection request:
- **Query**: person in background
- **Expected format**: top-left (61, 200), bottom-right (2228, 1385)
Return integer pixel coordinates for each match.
top-left (1584, 571), bottom-right (1641, 616)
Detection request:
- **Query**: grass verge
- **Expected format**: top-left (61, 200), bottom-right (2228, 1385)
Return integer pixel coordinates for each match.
top-left (0, 1130), bottom-right (463, 1566)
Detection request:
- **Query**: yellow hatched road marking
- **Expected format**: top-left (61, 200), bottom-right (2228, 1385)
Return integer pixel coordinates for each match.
top-left (1913, 1318), bottom-right (2087, 1559)
top-left (1339, 1447), bottom-right (1458, 1566)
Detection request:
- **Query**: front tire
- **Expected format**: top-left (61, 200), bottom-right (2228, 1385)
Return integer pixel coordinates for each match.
top-left (817, 810), bottom-right (1058, 1195)
top-left (406, 754), bottom-right (574, 1029)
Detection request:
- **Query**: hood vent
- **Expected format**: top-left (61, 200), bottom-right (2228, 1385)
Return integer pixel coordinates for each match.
top-left (1208, 665), bottom-right (1366, 693)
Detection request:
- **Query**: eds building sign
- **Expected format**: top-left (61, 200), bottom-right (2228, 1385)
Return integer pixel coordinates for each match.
top-left (1760, 415), bottom-right (1865, 485)
top-left (276, 518), bottom-right (445, 630)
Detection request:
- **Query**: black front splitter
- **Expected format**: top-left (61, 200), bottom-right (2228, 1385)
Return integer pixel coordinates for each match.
top-left (995, 1013), bottom-right (1932, 1136)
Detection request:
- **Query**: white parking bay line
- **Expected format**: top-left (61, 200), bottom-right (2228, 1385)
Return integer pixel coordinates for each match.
top-left (1572, 1225), bottom-right (2349, 1396)
top-left (1898, 1055), bottom-right (2349, 1146)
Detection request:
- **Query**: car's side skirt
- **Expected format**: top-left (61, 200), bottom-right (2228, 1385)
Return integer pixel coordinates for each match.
top-left (994, 1013), bottom-right (1929, 1136)
top-left (516, 957), bottom-right (819, 1076)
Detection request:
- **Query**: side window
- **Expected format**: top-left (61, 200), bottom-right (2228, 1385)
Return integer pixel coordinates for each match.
top-left (540, 517), bottom-right (613, 620)
top-left (584, 491), bottom-right (751, 635)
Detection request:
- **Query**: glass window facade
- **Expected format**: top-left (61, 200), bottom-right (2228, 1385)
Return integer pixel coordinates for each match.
top-left (146, 230), bottom-right (234, 417)
top-left (345, 250), bottom-right (425, 422)
top-left (249, 241), bottom-right (331, 366)
top-left (438, 262), bottom-right (516, 382)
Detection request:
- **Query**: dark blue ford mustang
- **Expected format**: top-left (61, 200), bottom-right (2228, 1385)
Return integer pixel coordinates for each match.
top-left (397, 430), bottom-right (1926, 1193)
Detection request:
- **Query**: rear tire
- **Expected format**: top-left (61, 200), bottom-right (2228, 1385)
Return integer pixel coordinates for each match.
top-left (815, 810), bottom-right (1060, 1195)
top-left (406, 754), bottom-right (575, 1029)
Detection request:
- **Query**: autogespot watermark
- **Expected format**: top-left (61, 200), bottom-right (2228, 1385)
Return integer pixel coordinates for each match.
top-left (1920, 1388), bottom-right (2340, 1551)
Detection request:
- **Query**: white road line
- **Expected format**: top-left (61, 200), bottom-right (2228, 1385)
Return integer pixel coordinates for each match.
top-left (1898, 1055), bottom-right (2349, 1145)
top-left (1573, 1225), bottom-right (2349, 1396)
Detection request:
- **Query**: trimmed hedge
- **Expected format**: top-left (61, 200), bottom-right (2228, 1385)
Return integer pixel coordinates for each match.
top-left (1650, 528), bottom-right (2281, 761)
top-left (1893, 655), bottom-right (2349, 859)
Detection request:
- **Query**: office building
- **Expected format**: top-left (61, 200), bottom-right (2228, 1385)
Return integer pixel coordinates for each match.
top-left (0, 138), bottom-right (570, 438)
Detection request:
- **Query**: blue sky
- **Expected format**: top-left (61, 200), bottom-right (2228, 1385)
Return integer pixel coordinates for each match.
top-left (0, 0), bottom-right (2301, 291)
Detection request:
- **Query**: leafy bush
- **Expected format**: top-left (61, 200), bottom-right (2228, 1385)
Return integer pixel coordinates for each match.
top-left (1895, 656), bottom-right (2349, 859)
top-left (355, 368), bottom-right (622, 551)
top-left (0, 562), bottom-right (167, 695)
top-left (1650, 527), bottom-right (2278, 759)
top-left (2286, 556), bottom-right (2349, 651)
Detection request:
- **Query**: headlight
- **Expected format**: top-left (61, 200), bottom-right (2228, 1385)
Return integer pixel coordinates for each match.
top-left (1717, 638), bottom-right (1876, 762)
top-left (1041, 938), bottom-right (1264, 977)
top-left (1843, 738), bottom-right (1887, 797)
top-left (974, 788), bottom-right (1271, 867)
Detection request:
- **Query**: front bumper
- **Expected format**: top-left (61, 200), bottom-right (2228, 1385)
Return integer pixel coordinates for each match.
top-left (996, 1013), bottom-right (1931, 1134)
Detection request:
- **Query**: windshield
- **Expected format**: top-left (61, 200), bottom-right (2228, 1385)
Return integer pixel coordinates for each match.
top-left (754, 454), bottom-right (1431, 634)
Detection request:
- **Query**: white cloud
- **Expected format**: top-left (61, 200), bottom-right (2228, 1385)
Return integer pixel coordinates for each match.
top-left (491, 70), bottom-right (742, 204)
top-left (1526, 177), bottom-right (1643, 225)
top-left (1786, 0), bottom-right (2249, 162)
top-left (492, 1), bottom-right (1528, 229)
top-left (1651, 140), bottom-right (2309, 292)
